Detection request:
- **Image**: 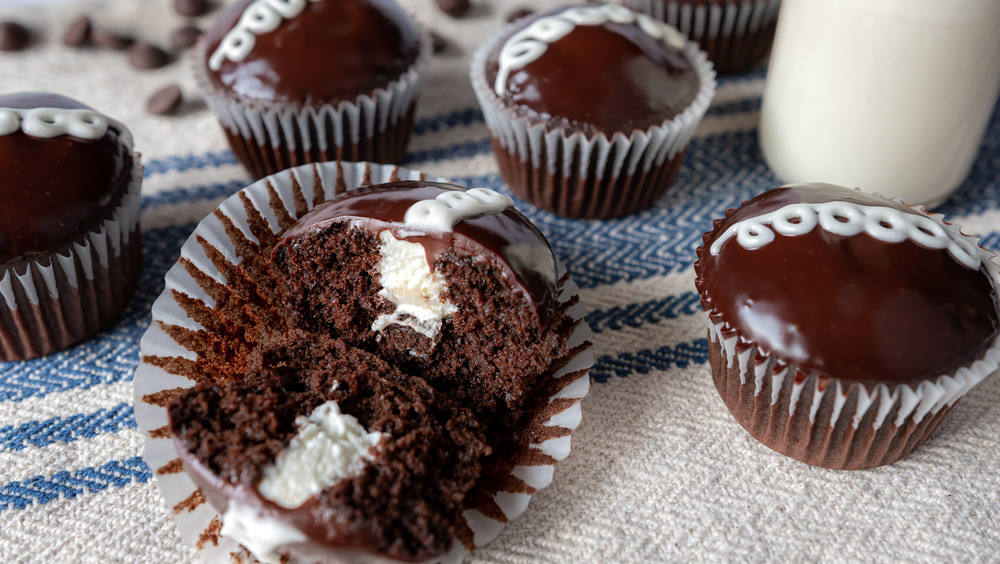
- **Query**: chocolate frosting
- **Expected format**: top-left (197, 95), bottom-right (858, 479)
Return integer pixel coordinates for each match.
top-left (274, 181), bottom-right (560, 328)
top-left (0, 92), bottom-right (133, 265)
top-left (203, 0), bottom-right (422, 105)
top-left (695, 184), bottom-right (1000, 385)
top-left (485, 7), bottom-right (699, 135)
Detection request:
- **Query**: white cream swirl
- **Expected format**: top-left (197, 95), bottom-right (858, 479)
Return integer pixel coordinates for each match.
top-left (403, 188), bottom-right (514, 232)
top-left (494, 4), bottom-right (686, 96)
top-left (209, 0), bottom-right (321, 71)
top-left (709, 201), bottom-right (981, 270)
top-left (0, 107), bottom-right (133, 150)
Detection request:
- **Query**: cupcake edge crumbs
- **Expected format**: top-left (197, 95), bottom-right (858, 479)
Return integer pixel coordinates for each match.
top-left (193, 0), bottom-right (431, 179)
top-left (0, 92), bottom-right (142, 361)
top-left (694, 183), bottom-right (1000, 470)
top-left (471, 3), bottom-right (716, 219)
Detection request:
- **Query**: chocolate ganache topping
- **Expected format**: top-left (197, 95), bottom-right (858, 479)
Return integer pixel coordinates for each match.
top-left (485, 4), bottom-right (700, 135)
top-left (203, 0), bottom-right (422, 105)
top-left (695, 183), bottom-right (1000, 385)
top-left (0, 92), bottom-right (133, 265)
top-left (274, 181), bottom-right (559, 327)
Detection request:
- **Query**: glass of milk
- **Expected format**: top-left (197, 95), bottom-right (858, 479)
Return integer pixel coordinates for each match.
top-left (759, 0), bottom-right (1000, 207)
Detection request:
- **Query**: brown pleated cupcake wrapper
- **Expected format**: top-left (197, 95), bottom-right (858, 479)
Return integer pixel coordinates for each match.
top-left (620, 0), bottom-right (782, 74)
top-left (470, 18), bottom-right (716, 219)
top-left (132, 161), bottom-right (594, 563)
top-left (705, 291), bottom-right (1000, 470)
top-left (192, 20), bottom-right (431, 179)
top-left (0, 158), bottom-right (143, 362)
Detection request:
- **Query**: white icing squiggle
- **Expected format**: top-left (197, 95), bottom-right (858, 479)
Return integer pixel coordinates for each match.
top-left (494, 4), bottom-right (686, 96)
top-left (0, 107), bottom-right (133, 149)
top-left (209, 0), bottom-right (321, 71)
top-left (403, 188), bottom-right (513, 232)
top-left (709, 201), bottom-right (981, 270)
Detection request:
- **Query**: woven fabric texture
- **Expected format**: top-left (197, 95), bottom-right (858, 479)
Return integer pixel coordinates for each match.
top-left (2, 0), bottom-right (1000, 562)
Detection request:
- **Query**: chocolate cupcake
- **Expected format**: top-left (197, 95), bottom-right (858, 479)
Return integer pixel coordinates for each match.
top-left (0, 92), bottom-right (142, 361)
top-left (194, 0), bottom-right (430, 179)
top-left (695, 183), bottom-right (1000, 470)
top-left (618, 0), bottom-right (782, 74)
top-left (471, 4), bottom-right (716, 219)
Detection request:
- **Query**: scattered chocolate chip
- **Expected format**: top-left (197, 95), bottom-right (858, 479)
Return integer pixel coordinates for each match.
top-left (63, 16), bottom-right (92, 47)
top-left (435, 0), bottom-right (471, 18)
top-left (147, 84), bottom-right (183, 116)
top-left (91, 28), bottom-right (133, 51)
top-left (127, 42), bottom-right (171, 70)
top-left (174, 0), bottom-right (210, 17)
top-left (0, 21), bottom-right (29, 52)
top-left (430, 31), bottom-right (449, 54)
top-left (170, 24), bottom-right (202, 49)
top-left (506, 8), bottom-right (534, 23)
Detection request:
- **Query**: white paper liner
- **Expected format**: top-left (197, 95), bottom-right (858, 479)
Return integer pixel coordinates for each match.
top-left (192, 10), bottom-right (431, 173)
top-left (470, 21), bottom-right (716, 183)
top-left (132, 161), bottom-right (595, 564)
top-left (704, 208), bottom-right (1000, 432)
top-left (622, 0), bottom-right (781, 40)
top-left (0, 156), bottom-right (143, 361)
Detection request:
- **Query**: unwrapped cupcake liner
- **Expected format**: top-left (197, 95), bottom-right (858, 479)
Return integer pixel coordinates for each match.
top-left (703, 211), bottom-right (1000, 469)
top-left (0, 157), bottom-right (143, 361)
top-left (132, 161), bottom-right (594, 563)
top-left (470, 18), bottom-right (716, 219)
top-left (620, 0), bottom-right (782, 74)
top-left (192, 20), bottom-right (431, 180)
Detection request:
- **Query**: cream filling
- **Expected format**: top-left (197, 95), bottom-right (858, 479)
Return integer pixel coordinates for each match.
top-left (221, 501), bottom-right (307, 564)
top-left (372, 229), bottom-right (457, 339)
top-left (258, 400), bottom-right (383, 509)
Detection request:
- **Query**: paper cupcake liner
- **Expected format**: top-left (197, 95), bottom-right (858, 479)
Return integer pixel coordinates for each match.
top-left (132, 161), bottom-right (594, 563)
top-left (702, 210), bottom-right (1000, 469)
top-left (470, 20), bottom-right (716, 219)
top-left (620, 0), bottom-right (782, 74)
top-left (192, 21), bottom-right (431, 180)
top-left (0, 157), bottom-right (143, 361)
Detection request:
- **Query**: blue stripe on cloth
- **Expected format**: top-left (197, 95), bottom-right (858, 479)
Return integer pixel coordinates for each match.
top-left (143, 150), bottom-right (239, 178)
top-left (590, 338), bottom-right (709, 384)
top-left (140, 179), bottom-right (249, 211)
top-left (0, 456), bottom-right (151, 512)
top-left (0, 403), bottom-right (135, 452)
top-left (586, 293), bottom-right (702, 334)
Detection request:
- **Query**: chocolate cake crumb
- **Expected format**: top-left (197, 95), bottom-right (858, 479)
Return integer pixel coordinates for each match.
top-left (170, 24), bottom-right (202, 49)
top-left (91, 28), bottom-right (133, 50)
top-left (63, 16), bottom-right (91, 47)
top-left (127, 42), bottom-right (171, 70)
top-left (0, 22), bottom-right (30, 52)
top-left (435, 0), bottom-right (471, 18)
top-left (147, 84), bottom-right (183, 116)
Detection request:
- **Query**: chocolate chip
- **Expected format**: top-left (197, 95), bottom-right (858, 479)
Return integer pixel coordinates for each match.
top-left (147, 84), bottom-right (183, 116)
top-left (127, 42), bottom-right (171, 70)
top-left (430, 31), bottom-right (449, 54)
top-left (506, 8), bottom-right (534, 23)
top-left (0, 21), bottom-right (29, 52)
top-left (435, 0), bottom-right (471, 18)
top-left (174, 0), bottom-right (210, 17)
top-left (170, 24), bottom-right (202, 49)
top-left (63, 16), bottom-right (91, 47)
top-left (91, 28), bottom-right (133, 51)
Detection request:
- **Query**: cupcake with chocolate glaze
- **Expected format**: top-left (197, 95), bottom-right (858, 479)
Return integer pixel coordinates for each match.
top-left (194, 0), bottom-right (430, 179)
top-left (471, 3), bottom-right (715, 219)
top-left (0, 92), bottom-right (142, 361)
top-left (695, 183), bottom-right (1000, 469)
top-left (618, 0), bottom-right (782, 74)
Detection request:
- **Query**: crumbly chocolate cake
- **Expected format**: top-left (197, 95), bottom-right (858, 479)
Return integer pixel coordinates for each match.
top-left (271, 181), bottom-right (569, 431)
top-left (170, 330), bottom-right (489, 562)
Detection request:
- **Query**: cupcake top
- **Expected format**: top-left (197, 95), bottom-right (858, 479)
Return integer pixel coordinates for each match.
top-left (202, 0), bottom-right (423, 105)
top-left (0, 92), bottom-right (134, 265)
top-left (274, 180), bottom-right (560, 327)
top-left (485, 4), bottom-right (700, 135)
top-left (695, 183), bottom-right (1000, 385)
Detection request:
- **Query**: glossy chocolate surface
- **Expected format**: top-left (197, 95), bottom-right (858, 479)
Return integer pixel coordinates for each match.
top-left (0, 92), bottom-right (133, 265)
top-left (486, 9), bottom-right (699, 134)
top-left (204, 0), bottom-right (421, 105)
top-left (696, 184), bottom-right (1000, 384)
top-left (275, 181), bottom-right (559, 327)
